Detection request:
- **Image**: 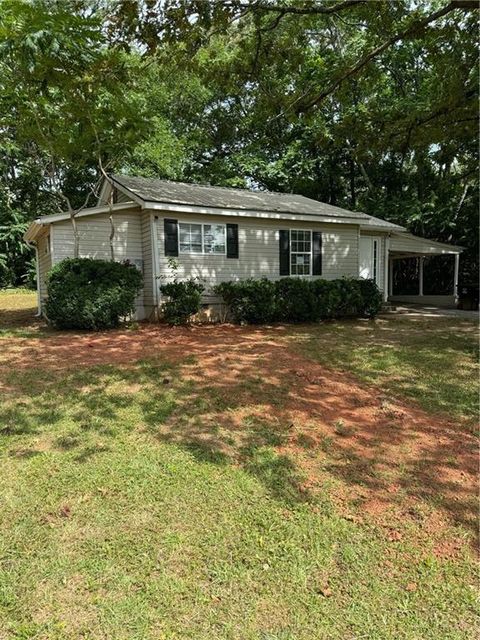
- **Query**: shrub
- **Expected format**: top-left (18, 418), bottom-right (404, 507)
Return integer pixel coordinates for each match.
top-left (214, 279), bottom-right (277, 324)
top-left (358, 278), bottom-right (383, 317)
top-left (46, 258), bottom-right (143, 330)
top-left (159, 279), bottom-right (204, 325)
top-left (276, 277), bottom-right (318, 322)
top-left (214, 277), bottom-right (382, 324)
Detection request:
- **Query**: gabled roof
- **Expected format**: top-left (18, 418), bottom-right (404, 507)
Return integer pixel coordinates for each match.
top-left (111, 174), bottom-right (378, 223)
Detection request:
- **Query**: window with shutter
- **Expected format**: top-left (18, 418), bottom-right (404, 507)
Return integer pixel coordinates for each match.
top-left (164, 219), bottom-right (179, 256)
top-left (226, 224), bottom-right (239, 258)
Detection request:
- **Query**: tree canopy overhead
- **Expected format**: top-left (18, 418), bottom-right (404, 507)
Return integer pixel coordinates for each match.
top-left (0, 0), bottom-right (478, 286)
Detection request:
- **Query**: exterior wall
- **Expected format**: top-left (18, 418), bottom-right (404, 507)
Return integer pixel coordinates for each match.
top-left (50, 210), bottom-right (147, 319)
top-left (37, 230), bottom-right (52, 307)
top-left (140, 211), bottom-right (155, 317)
top-left (152, 212), bottom-right (360, 302)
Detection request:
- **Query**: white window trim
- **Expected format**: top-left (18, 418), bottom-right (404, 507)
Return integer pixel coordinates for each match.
top-left (290, 229), bottom-right (313, 276)
top-left (178, 222), bottom-right (227, 256)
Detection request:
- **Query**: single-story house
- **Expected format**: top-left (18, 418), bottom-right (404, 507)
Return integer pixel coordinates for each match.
top-left (24, 175), bottom-right (463, 320)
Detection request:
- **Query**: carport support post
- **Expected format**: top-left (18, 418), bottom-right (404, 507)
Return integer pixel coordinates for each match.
top-left (454, 253), bottom-right (460, 303)
top-left (418, 256), bottom-right (424, 297)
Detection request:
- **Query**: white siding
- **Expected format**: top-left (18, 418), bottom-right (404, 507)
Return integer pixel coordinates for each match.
top-left (153, 212), bottom-right (359, 299)
top-left (37, 231), bottom-right (52, 305)
top-left (140, 211), bottom-right (155, 315)
top-left (51, 211), bottom-right (146, 318)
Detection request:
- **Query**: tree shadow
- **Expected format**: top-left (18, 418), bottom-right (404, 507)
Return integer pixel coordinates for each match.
top-left (1, 320), bottom-right (477, 542)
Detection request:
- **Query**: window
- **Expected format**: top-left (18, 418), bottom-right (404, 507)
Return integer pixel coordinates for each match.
top-left (203, 224), bottom-right (226, 254)
top-left (290, 230), bottom-right (312, 275)
top-left (44, 235), bottom-right (51, 256)
top-left (179, 223), bottom-right (226, 255)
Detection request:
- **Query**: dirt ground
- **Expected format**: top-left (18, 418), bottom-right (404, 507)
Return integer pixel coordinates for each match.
top-left (2, 321), bottom-right (477, 553)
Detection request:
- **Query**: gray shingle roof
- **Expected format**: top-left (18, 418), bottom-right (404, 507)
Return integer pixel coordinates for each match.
top-left (111, 174), bottom-right (371, 222)
top-left (360, 214), bottom-right (404, 231)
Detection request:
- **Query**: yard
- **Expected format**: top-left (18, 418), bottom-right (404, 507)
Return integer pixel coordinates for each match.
top-left (0, 290), bottom-right (478, 639)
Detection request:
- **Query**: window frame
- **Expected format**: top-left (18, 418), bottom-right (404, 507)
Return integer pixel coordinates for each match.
top-left (289, 229), bottom-right (313, 276)
top-left (178, 222), bottom-right (227, 256)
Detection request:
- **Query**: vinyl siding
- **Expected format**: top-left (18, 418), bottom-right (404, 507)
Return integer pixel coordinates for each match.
top-left (37, 231), bottom-right (52, 305)
top-left (140, 211), bottom-right (155, 315)
top-left (152, 212), bottom-right (360, 300)
top-left (51, 210), bottom-right (146, 318)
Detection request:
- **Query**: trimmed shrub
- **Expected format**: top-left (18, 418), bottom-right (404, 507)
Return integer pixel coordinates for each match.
top-left (358, 278), bottom-right (383, 317)
top-left (276, 277), bottom-right (317, 322)
top-left (214, 277), bottom-right (382, 324)
top-left (160, 279), bottom-right (204, 325)
top-left (45, 258), bottom-right (143, 330)
top-left (214, 279), bottom-right (277, 324)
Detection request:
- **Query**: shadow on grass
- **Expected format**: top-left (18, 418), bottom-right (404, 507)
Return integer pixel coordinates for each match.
top-left (1, 318), bottom-right (478, 537)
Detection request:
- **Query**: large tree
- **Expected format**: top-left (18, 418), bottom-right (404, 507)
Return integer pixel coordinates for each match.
top-left (0, 0), bottom-right (478, 286)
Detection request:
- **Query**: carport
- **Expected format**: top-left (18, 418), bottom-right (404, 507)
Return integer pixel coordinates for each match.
top-left (387, 233), bottom-right (463, 307)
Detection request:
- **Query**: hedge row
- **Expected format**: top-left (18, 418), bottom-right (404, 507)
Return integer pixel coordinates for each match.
top-left (214, 277), bottom-right (383, 324)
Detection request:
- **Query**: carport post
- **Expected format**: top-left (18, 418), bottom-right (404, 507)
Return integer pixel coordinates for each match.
top-left (454, 253), bottom-right (460, 303)
top-left (418, 256), bottom-right (424, 296)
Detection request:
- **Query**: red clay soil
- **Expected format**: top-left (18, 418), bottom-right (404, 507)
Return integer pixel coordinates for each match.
top-left (1, 323), bottom-right (478, 550)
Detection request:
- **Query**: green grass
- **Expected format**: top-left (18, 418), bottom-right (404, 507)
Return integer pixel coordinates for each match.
top-left (0, 290), bottom-right (478, 638)
top-left (287, 316), bottom-right (478, 422)
top-left (1, 361), bottom-right (478, 640)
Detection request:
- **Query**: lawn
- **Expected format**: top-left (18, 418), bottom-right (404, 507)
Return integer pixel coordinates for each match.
top-left (0, 290), bottom-right (478, 639)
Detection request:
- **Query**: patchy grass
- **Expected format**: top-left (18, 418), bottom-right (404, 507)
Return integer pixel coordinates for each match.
top-left (287, 316), bottom-right (478, 422)
top-left (0, 291), bottom-right (478, 639)
top-left (0, 288), bottom-right (47, 338)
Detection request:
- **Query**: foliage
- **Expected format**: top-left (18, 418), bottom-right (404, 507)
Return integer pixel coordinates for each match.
top-left (215, 277), bottom-right (382, 324)
top-left (45, 258), bottom-right (143, 330)
top-left (215, 278), bottom-right (278, 324)
top-left (159, 279), bottom-right (205, 325)
top-left (0, 0), bottom-right (478, 286)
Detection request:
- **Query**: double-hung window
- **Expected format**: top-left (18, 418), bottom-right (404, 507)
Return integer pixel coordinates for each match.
top-left (179, 223), bottom-right (226, 255)
top-left (290, 230), bottom-right (312, 275)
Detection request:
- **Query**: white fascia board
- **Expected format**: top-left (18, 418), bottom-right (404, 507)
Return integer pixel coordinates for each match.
top-left (393, 232), bottom-right (464, 253)
top-left (37, 202), bottom-right (140, 225)
top-left (143, 201), bottom-right (363, 225)
top-left (23, 202), bottom-right (141, 243)
top-left (360, 225), bottom-right (404, 233)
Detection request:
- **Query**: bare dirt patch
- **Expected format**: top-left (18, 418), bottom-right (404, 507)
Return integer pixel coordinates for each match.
top-left (2, 322), bottom-right (478, 549)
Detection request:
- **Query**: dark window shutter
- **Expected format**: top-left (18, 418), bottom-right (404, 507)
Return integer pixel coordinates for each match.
top-left (164, 219), bottom-right (178, 256)
top-left (279, 230), bottom-right (290, 276)
top-left (312, 231), bottom-right (322, 275)
top-left (226, 224), bottom-right (239, 258)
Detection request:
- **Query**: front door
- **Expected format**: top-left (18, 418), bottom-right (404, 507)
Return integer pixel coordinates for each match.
top-left (359, 236), bottom-right (380, 284)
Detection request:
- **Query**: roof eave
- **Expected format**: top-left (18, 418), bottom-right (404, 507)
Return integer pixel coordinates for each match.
top-left (143, 200), bottom-right (364, 224)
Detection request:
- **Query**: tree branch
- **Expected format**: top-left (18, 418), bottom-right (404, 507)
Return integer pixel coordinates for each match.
top-left (240, 0), bottom-right (367, 16)
top-left (298, 0), bottom-right (479, 111)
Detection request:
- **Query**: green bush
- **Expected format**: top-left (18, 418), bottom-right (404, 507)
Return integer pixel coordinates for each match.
top-left (358, 278), bottom-right (383, 317)
top-left (214, 277), bottom-right (383, 324)
top-left (214, 279), bottom-right (277, 324)
top-left (160, 279), bottom-right (204, 325)
top-left (45, 258), bottom-right (143, 330)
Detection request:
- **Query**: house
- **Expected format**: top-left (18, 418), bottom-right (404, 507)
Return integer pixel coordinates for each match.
top-left (24, 175), bottom-right (463, 320)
